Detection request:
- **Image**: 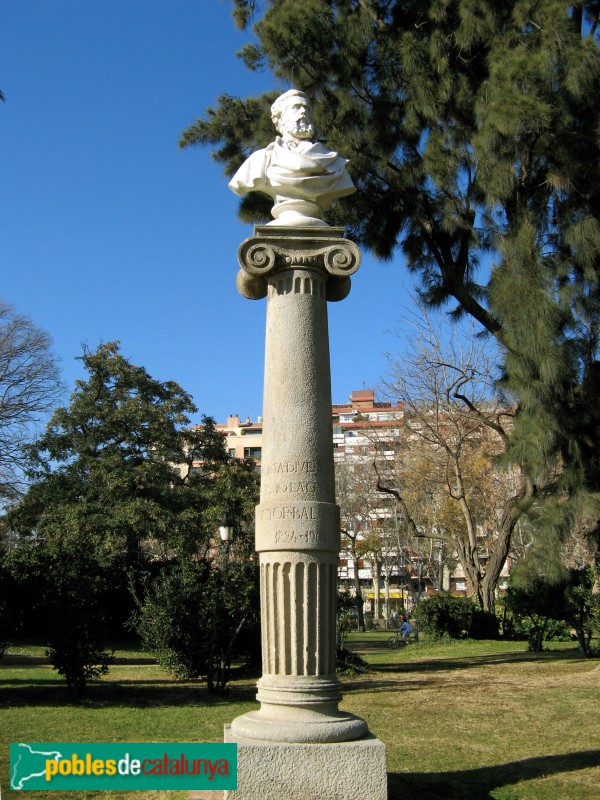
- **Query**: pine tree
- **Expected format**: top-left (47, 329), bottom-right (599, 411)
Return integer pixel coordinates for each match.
top-left (182, 1), bottom-right (600, 558)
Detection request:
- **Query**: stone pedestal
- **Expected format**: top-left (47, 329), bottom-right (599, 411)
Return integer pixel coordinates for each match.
top-left (225, 225), bottom-right (387, 798)
top-left (224, 727), bottom-right (387, 800)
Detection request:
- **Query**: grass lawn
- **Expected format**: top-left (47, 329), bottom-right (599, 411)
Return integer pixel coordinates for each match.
top-left (1, 635), bottom-right (599, 799)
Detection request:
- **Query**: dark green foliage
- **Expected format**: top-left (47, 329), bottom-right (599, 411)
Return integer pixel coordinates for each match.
top-left (336, 647), bottom-right (370, 675)
top-left (5, 540), bottom-right (116, 694)
top-left (0, 599), bottom-right (8, 659)
top-left (504, 574), bottom-right (568, 652)
top-left (7, 341), bottom-right (258, 566)
top-left (336, 588), bottom-right (357, 647)
top-left (135, 554), bottom-right (260, 693)
top-left (505, 565), bottom-right (599, 654)
top-left (468, 609), bottom-right (500, 640)
top-left (413, 592), bottom-right (475, 639)
top-left (185, 0), bottom-right (600, 562)
top-left (2, 541), bottom-right (52, 639)
top-left (562, 565), bottom-right (600, 656)
top-left (134, 561), bottom-right (214, 679)
top-left (11, 341), bottom-right (207, 564)
top-left (0, 540), bottom-right (10, 657)
top-left (503, 611), bottom-right (571, 646)
top-left (46, 642), bottom-right (112, 697)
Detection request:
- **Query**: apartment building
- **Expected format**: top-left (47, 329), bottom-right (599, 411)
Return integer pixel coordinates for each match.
top-left (215, 414), bottom-right (264, 462)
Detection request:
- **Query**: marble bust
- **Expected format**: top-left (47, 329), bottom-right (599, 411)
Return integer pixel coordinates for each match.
top-left (229, 90), bottom-right (355, 226)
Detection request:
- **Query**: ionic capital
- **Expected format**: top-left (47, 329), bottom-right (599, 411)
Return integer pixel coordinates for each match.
top-left (236, 226), bottom-right (361, 301)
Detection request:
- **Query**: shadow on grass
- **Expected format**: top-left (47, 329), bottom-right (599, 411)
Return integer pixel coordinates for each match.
top-left (388, 749), bottom-right (600, 800)
top-left (337, 650), bottom-right (587, 694)
top-left (0, 652), bottom-right (50, 666)
top-left (2, 653), bottom-right (157, 667)
top-left (0, 679), bottom-right (258, 708)
top-left (342, 676), bottom-right (430, 693)
top-left (365, 648), bottom-right (584, 676)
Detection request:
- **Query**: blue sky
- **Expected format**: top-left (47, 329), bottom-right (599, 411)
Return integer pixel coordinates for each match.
top-left (2, 0), bottom-right (413, 425)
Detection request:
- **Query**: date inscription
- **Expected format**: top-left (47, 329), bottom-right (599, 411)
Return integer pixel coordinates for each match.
top-left (255, 500), bottom-right (339, 552)
top-left (274, 530), bottom-right (323, 545)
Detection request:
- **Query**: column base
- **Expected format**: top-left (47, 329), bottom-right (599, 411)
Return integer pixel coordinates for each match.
top-left (223, 726), bottom-right (387, 800)
top-left (230, 707), bottom-right (368, 744)
top-left (230, 674), bottom-right (368, 743)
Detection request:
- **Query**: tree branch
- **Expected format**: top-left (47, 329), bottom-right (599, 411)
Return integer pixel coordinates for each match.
top-left (453, 392), bottom-right (510, 444)
top-left (373, 460), bottom-right (454, 545)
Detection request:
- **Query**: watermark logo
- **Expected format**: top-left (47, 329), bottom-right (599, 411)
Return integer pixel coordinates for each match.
top-left (10, 742), bottom-right (237, 791)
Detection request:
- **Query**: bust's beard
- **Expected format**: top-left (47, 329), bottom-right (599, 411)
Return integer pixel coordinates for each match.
top-left (285, 120), bottom-right (314, 140)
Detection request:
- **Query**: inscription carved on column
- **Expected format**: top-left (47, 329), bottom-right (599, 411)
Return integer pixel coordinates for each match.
top-left (261, 458), bottom-right (321, 500)
top-left (256, 501), bottom-right (340, 552)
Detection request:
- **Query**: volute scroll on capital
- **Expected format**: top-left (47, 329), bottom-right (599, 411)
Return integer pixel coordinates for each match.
top-left (236, 232), bottom-right (361, 302)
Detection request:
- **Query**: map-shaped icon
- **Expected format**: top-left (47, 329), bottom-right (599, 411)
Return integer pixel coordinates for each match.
top-left (11, 743), bottom-right (63, 790)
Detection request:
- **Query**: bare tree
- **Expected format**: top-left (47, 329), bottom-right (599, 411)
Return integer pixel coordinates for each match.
top-left (335, 456), bottom-right (372, 632)
top-left (360, 505), bottom-right (402, 627)
top-left (0, 301), bottom-right (62, 501)
top-left (375, 305), bottom-right (533, 612)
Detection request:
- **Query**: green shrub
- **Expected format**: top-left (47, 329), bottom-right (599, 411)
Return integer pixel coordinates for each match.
top-left (134, 556), bottom-right (260, 693)
top-left (2, 542), bottom-right (50, 639)
top-left (0, 548), bottom-right (10, 657)
top-left (510, 615), bottom-right (571, 650)
top-left (336, 589), bottom-right (356, 647)
top-left (336, 647), bottom-right (370, 675)
top-left (0, 600), bottom-right (9, 659)
top-left (503, 576), bottom-right (567, 652)
top-left (43, 545), bottom-right (115, 694)
top-left (46, 639), bottom-right (113, 696)
top-left (563, 566), bottom-right (600, 657)
top-left (413, 592), bottom-right (475, 639)
top-left (504, 567), bottom-right (599, 655)
top-left (134, 561), bottom-right (212, 679)
top-left (469, 609), bottom-right (500, 639)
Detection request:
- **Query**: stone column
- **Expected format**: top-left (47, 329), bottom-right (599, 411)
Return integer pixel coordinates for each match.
top-left (230, 225), bottom-right (368, 744)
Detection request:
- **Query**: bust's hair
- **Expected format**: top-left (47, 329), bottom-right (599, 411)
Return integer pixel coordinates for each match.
top-left (271, 89), bottom-right (310, 131)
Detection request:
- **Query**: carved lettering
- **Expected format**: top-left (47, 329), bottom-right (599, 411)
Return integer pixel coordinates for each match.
top-left (255, 501), bottom-right (340, 552)
top-left (273, 480), bottom-right (318, 494)
top-left (265, 460), bottom-right (317, 475)
top-left (261, 505), bottom-right (320, 522)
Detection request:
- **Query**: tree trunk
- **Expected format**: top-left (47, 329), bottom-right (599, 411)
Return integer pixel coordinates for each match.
top-left (384, 571), bottom-right (390, 628)
top-left (481, 478), bottom-right (533, 612)
top-left (348, 538), bottom-right (365, 632)
top-left (455, 538), bottom-right (483, 607)
top-left (353, 561), bottom-right (365, 632)
top-left (373, 559), bottom-right (382, 622)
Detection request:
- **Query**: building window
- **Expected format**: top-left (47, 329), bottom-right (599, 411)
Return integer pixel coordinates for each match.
top-left (229, 448), bottom-right (236, 457)
top-left (244, 447), bottom-right (262, 460)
